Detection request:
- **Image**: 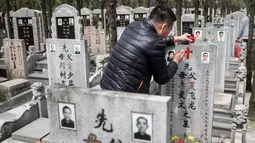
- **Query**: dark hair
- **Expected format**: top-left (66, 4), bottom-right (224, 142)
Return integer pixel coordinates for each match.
top-left (63, 106), bottom-right (71, 113)
top-left (203, 52), bottom-right (208, 56)
top-left (219, 31), bottom-right (224, 34)
top-left (137, 117), bottom-right (148, 124)
top-left (196, 31), bottom-right (200, 34)
top-left (168, 50), bottom-right (175, 55)
top-left (148, 5), bottom-right (176, 25)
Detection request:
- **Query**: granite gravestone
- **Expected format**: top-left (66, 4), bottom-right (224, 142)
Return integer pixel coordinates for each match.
top-left (90, 27), bottom-right (107, 55)
top-left (162, 44), bottom-right (217, 142)
top-left (181, 14), bottom-right (204, 35)
top-left (205, 27), bottom-right (228, 93)
top-left (133, 6), bottom-right (149, 21)
top-left (3, 39), bottom-right (28, 79)
top-left (0, 29), bottom-right (7, 48)
top-left (46, 39), bottom-right (89, 88)
top-left (116, 5), bottom-right (133, 41)
top-left (81, 7), bottom-right (92, 26)
top-left (47, 85), bottom-right (171, 143)
top-left (51, 4), bottom-right (82, 40)
top-left (12, 8), bottom-right (41, 51)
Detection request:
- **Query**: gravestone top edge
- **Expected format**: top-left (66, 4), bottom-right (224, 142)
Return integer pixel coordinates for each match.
top-left (92, 9), bottom-right (101, 14)
top-left (133, 6), bottom-right (149, 13)
top-left (52, 4), bottom-right (79, 17)
top-left (81, 7), bottom-right (91, 15)
top-left (47, 84), bottom-right (171, 103)
top-left (13, 7), bottom-right (37, 17)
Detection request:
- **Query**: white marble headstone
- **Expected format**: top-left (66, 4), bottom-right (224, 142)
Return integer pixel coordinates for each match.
top-left (46, 39), bottom-right (90, 88)
top-left (162, 44), bottom-right (217, 142)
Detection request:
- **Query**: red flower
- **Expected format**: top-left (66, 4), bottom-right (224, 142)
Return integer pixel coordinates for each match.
top-left (175, 139), bottom-right (185, 143)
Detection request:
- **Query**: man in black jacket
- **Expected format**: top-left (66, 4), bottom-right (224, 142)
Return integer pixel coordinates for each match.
top-left (100, 6), bottom-right (191, 94)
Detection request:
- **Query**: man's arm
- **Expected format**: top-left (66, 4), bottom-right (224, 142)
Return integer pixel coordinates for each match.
top-left (147, 40), bottom-right (182, 85)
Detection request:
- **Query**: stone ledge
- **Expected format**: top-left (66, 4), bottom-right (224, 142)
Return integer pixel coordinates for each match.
top-left (11, 118), bottom-right (50, 143)
top-left (0, 79), bottom-right (30, 97)
top-left (214, 93), bottom-right (232, 110)
top-left (0, 102), bottom-right (40, 142)
top-left (0, 89), bottom-right (32, 113)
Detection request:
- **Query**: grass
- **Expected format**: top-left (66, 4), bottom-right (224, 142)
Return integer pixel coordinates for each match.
top-left (0, 89), bottom-right (8, 103)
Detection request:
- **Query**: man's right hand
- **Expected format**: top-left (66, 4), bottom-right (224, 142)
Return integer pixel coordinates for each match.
top-left (172, 50), bottom-right (185, 64)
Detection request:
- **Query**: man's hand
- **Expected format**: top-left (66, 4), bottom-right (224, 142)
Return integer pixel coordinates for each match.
top-left (172, 50), bottom-right (185, 64)
top-left (174, 33), bottom-right (192, 44)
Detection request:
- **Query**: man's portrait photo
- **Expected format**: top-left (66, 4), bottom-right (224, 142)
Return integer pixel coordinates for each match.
top-left (69, 18), bottom-right (74, 26)
top-left (58, 18), bottom-right (62, 26)
top-left (58, 102), bottom-right (76, 130)
top-left (166, 50), bottom-right (175, 62)
top-left (217, 31), bottom-right (225, 41)
top-left (28, 19), bottom-right (32, 25)
top-left (49, 44), bottom-right (56, 53)
top-left (201, 52), bottom-right (210, 64)
top-left (74, 45), bottom-right (81, 54)
top-left (132, 112), bottom-right (152, 142)
top-left (194, 30), bottom-right (202, 41)
top-left (18, 19), bottom-right (23, 25)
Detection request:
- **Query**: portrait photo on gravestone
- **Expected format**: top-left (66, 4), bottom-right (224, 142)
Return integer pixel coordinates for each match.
top-left (217, 31), bottom-right (226, 41)
top-left (58, 102), bottom-right (76, 130)
top-left (132, 112), bottom-right (152, 142)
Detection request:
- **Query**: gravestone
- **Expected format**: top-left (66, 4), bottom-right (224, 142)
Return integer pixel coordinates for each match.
top-left (133, 6), bottom-right (149, 21)
top-left (46, 39), bottom-right (89, 88)
top-left (47, 85), bottom-right (171, 143)
top-left (90, 27), bottom-right (107, 55)
top-left (181, 14), bottom-right (204, 34)
top-left (51, 4), bottom-right (82, 40)
top-left (3, 39), bottom-right (28, 79)
top-left (47, 4), bottom-right (89, 88)
top-left (162, 44), bottom-right (217, 142)
top-left (12, 8), bottom-right (41, 51)
top-left (205, 27), bottom-right (228, 92)
top-left (81, 7), bottom-right (92, 26)
top-left (116, 5), bottom-right (133, 40)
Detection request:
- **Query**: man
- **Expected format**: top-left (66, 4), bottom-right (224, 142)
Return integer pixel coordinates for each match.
top-left (218, 31), bottom-right (224, 41)
top-left (61, 106), bottom-right (74, 128)
top-left (195, 30), bottom-right (201, 40)
top-left (237, 14), bottom-right (255, 40)
top-left (100, 6), bottom-right (191, 94)
top-left (202, 52), bottom-right (209, 63)
top-left (134, 117), bottom-right (151, 141)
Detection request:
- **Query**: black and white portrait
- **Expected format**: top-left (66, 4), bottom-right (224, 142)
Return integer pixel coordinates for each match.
top-left (201, 52), bottom-right (210, 64)
top-left (132, 112), bottom-right (152, 142)
top-left (69, 18), bottom-right (74, 26)
top-left (18, 19), bottom-right (23, 25)
top-left (58, 18), bottom-right (62, 26)
top-left (49, 44), bottom-right (56, 53)
top-left (58, 102), bottom-right (76, 130)
top-left (217, 31), bottom-right (225, 41)
top-left (28, 19), bottom-right (32, 25)
top-left (74, 45), bottom-right (81, 54)
top-left (125, 15), bottom-right (129, 21)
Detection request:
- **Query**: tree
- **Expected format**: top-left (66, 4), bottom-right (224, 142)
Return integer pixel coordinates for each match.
top-left (108, 0), bottom-right (117, 54)
top-left (193, 0), bottom-right (200, 27)
top-left (5, 0), bottom-right (12, 38)
top-left (41, 0), bottom-right (49, 39)
top-left (175, 0), bottom-right (182, 36)
top-left (100, 0), bottom-right (106, 29)
top-left (246, 0), bottom-right (255, 120)
top-left (202, 0), bottom-right (209, 26)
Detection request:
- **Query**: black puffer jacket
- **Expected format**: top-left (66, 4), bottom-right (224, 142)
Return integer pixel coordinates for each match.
top-left (100, 20), bottom-right (178, 94)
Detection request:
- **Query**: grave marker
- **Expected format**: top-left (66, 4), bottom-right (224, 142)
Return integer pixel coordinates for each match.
top-left (48, 85), bottom-right (172, 143)
top-left (51, 4), bottom-right (82, 40)
top-left (12, 8), bottom-right (41, 51)
top-left (3, 39), bottom-right (28, 79)
top-left (133, 6), bottom-right (149, 21)
top-left (181, 14), bottom-right (204, 34)
top-left (81, 7), bottom-right (92, 26)
top-left (162, 44), bottom-right (217, 142)
top-left (46, 39), bottom-right (89, 88)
